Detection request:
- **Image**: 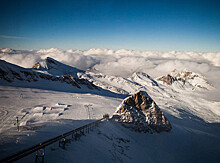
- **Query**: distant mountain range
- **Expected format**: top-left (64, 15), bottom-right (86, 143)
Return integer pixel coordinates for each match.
top-left (0, 57), bottom-right (213, 94)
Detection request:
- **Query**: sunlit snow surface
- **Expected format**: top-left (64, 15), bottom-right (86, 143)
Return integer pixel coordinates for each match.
top-left (0, 48), bottom-right (220, 162)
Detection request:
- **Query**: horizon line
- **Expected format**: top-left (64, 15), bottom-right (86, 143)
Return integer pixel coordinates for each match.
top-left (0, 47), bottom-right (219, 53)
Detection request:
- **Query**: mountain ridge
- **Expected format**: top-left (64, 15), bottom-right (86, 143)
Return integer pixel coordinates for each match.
top-left (0, 58), bottom-right (97, 91)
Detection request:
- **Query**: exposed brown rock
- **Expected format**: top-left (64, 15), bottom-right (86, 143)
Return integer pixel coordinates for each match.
top-left (32, 63), bottom-right (40, 69)
top-left (157, 74), bottom-right (177, 85)
top-left (112, 91), bottom-right (172, 133)
top-left (156, 69), bottom-right (212, 90)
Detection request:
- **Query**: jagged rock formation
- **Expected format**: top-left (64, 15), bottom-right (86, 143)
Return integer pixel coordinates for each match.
top-left (112, 91), bottom-right (172, 133)
top-left (156, 69), bottom-right (212, 90)
top-left (156, 74), bottom-right (177, 85)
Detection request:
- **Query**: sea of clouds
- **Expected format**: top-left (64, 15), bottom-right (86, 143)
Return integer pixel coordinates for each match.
top-left (0, 48), bottom-right (220, 88)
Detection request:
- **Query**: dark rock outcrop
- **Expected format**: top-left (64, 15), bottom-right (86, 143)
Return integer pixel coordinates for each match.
top-left (156, 74), bottom-right (177, 85)
top-left (156, 69), bottom-right (212, 90)
top-left (112, 91), bottom-right (172, 133)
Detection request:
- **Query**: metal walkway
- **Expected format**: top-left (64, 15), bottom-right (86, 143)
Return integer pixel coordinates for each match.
top-left (0, 117), bottom-right (106, 163)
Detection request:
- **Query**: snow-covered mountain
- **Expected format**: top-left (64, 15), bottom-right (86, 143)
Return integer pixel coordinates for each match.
top-left (0, 54), bottom-right (220, 162)
top-left (129, 72), bottom-right (159, 87)
top-left (32, 57), bottom-right (84, 77)
top-left (78, 72), bottom-right (139, 95)
top-left (0, 58), bottom-right (97, 91)
top-left (0, 57), bottom-right (218, 121)
top-left (156, 69), bottom-right (213, 90)
top-left (0, 48), bottom-right (16, 53)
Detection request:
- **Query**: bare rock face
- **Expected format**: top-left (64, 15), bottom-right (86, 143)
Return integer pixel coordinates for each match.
top-left (156, 74), bottom-right (177, 85)
top-left (156, 69), bottom-right (212, 90)
top-left (112, 91), bottom-right (172, 133)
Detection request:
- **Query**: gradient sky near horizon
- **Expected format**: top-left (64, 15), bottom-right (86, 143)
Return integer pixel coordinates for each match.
top-left (0, 0), bottom-right (220, 52)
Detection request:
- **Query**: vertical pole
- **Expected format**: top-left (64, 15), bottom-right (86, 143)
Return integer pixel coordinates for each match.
top-left (35, 151), bottom-right (38, 163)
top-left (35, 148), bottom-right (45, 163)
top-left (63, 138), bottom-right (65, 149)
top-left (74, 132), bottom-right (77, 140)
top-left (16, 117), bottom-right (19, 131)
top-left (42, 148), bottom-right (45, 163)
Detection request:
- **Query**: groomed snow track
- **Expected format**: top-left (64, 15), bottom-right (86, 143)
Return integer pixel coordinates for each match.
top-left (0, 117), bottom-right (106, 163)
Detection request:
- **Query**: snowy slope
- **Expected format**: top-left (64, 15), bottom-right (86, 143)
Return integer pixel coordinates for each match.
top-left (33, 57), bottom-right (84, 77)
top-left (156, 69), bottom-right (213, 90)
top-left (0, 53), bottom-right (220, 162)
top-left (1, 58), bottom-right (219, 123)
top-left (0, 59), bottom-right (101, 93)
top-left (78, 72), bottom-right (140, 94)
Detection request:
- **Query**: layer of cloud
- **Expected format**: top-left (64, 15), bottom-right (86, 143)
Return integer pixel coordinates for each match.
top-left (0, 48), bottom-right (219, 88)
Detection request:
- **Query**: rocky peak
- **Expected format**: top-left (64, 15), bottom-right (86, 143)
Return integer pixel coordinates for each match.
top-left (112, 91), bottom-right (172, 133)
top-left (156, 74), bottom-right (177, 85)
top-left (156, 69), bottom-right (212, 90)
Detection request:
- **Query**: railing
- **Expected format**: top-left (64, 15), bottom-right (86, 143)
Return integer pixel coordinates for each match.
top-left (0, 117), bottom-right (106, 163)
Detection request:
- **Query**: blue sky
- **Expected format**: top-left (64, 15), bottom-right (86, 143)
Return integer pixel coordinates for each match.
top-left (0, 0), bottom-right (220, 51)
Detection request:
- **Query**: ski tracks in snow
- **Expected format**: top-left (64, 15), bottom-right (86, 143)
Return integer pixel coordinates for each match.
top-left (11, 103), bottom-right (72, 128)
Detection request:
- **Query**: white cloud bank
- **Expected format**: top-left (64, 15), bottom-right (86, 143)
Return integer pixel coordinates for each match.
top-left (0, 48), bottom-right (219, 87)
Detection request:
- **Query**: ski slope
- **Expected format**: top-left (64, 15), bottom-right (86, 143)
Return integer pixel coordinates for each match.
top-left (0, 48), bottom-right (220, 162)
